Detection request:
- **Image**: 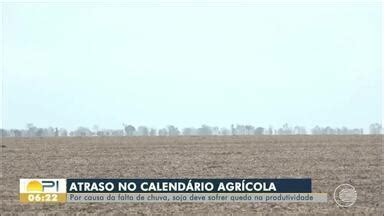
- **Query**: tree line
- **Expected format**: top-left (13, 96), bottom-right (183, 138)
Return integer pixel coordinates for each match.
top-left (1, 123), bottom-right (382, 137)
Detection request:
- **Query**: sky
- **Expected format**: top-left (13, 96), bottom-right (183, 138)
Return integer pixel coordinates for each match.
top-left (0, 1), bottom-right (382, 130)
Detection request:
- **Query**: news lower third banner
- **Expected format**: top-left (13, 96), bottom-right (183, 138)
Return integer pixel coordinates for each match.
top-left (20, 178), bottom-right (327, 203)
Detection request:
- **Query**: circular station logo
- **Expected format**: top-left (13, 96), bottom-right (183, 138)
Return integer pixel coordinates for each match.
top-left (333, 184), bottom-right (357, 207)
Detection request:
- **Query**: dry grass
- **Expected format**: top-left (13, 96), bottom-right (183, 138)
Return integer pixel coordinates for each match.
top-left (1, 135), bottom-right (383, 215)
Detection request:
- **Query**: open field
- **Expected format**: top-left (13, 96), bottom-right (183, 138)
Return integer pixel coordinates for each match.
top-left (1, 135), bottom-right (383, 215)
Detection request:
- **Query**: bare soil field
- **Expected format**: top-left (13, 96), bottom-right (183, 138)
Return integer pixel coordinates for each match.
top-left (1, 135), bottom-right (383, 215)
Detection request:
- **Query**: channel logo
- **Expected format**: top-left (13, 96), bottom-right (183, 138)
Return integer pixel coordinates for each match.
top-left (20, 179), bottom-right (67, 203)
top-left (26, 180), bottom-right (59, 193)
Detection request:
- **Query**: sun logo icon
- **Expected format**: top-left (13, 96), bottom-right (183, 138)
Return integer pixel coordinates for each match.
top-left (26, 180), bottom-right (43, 192)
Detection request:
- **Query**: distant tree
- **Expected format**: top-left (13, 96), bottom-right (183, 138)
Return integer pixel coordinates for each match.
top-left (36, 128), bottom-right (44, 137)
top-left (235, 125), bottom-right (246, 135)
top-left (341, 126), bottom-right (348, 135)
top-left (158, 128), bottom-right (168, 136)
top-left (74, 127), bottom-right (92, 136)
top-left (278, 123), bottom-right (292, 135)
top-left (254, 127), bottom-right (264, 135)
top-left (26, 123), bottom-right (38, 137)
top-left (219, 127), bottom-right (231, 136)
top-left (111, 129), bottom-right (124, 136)
top-left (293, 126), bottom-right (306, 135)
top-left (11, 129), bottom-right (22, 137)
top-left (167, 125), bottom-right (180, 136)
top-left (44, 127), bottom-right (56, 137)
top-left (59, 128), bottom-right (68, 136)
top-left (231, 124), bottom-right (235, 135)
top-left (369, 123), bottom-right (382, 134)
top-left (96, 131), bottom-right (105, 136)
top-left (354, 128), bottom-right (363, 135)
top-left (244, 125), bottom-right (255, 135)
top-left (0, 129), bottom-right (9, 137)
top-left (311, 126), bottom-right (321, 135)
top-left (324, 126), bottom-right (334, 135)
top-left (124, 125), bottom-right (136, 136)
top-left (211, 126), bottom-right (220, 135)
top-left (26, 123), bottom-right (35, 130)
top-left (182, 127), bottom-right (196, 136)
top-left (137, 126), bottom-right (149, 136)
top-left (92, 125), bottom-right (99, 135)
top-left (197, 125), bottom-right (212, 136)
top-left (149, 128), bottom-right (157, 136)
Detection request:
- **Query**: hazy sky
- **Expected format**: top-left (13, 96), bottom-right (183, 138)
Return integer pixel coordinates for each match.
top-left (1, 1), bottom-right (382, 130)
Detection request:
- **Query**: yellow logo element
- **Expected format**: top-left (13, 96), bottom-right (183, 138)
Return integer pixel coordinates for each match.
top-left (27, 180), bottom-right (43, 192)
